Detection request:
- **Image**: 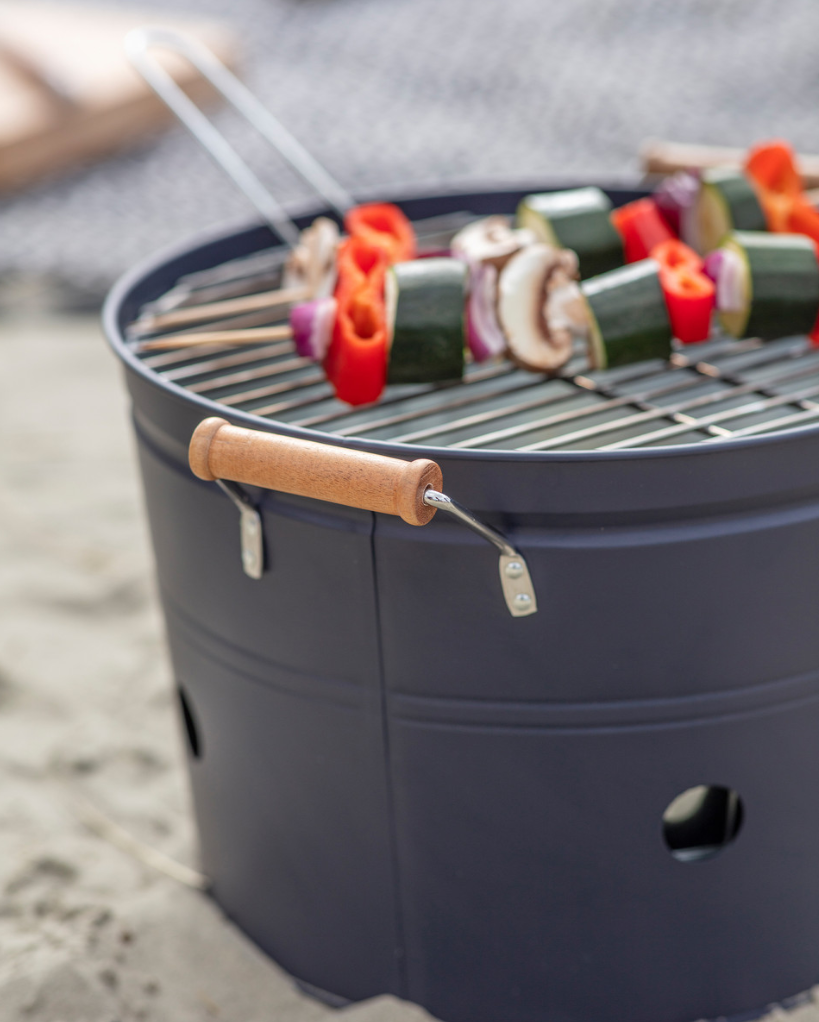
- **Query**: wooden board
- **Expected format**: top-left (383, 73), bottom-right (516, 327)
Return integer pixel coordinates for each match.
top-left (0, 2), bottom-right (238, 193)
top-left (641, 139), bottom-right (819, 188)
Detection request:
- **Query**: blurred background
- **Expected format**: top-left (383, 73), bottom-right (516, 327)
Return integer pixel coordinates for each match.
top-left (4, 0), bottom-right (819, 306)
top-left (3, 2), bottom-right (819, 1020)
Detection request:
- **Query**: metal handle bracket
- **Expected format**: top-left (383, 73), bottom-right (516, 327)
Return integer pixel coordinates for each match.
top-left (216, 479), bottom-right (264, 580)
top-left (423, 490), bottom-right (537, 617)
top-left (192, 420), bottom-right (535, 613)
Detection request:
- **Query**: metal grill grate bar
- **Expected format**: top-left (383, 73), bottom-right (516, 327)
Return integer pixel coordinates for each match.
top-left (596, 383), bottom-right (819, 452)
top-left (215, 369), bottom-right (326, 406)
top-left (139, 329), bottom-right (819, 451)
top-left (185, 356), bottom-right (315, 395)
top-left (145, 341), bottom-right (292, 380)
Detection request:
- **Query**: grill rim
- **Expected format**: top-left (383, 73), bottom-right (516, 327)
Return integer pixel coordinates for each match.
top-left (103, 180), bottom-right (819, 468)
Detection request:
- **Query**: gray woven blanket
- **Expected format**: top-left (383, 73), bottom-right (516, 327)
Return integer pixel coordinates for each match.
top-left (1, 0), bottom-right (816, 302)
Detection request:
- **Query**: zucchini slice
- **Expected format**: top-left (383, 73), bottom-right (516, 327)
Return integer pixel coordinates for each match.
top-left (386, 258), bottom-right (467, 384)
top-left (694, 168), bottom-right (767, 254)
top-left (580, 260), bottom-right (673, 369)
top-left (718, 231), bottom-right (819, 340)
top-left (517, 187), bottom-right (625, 279)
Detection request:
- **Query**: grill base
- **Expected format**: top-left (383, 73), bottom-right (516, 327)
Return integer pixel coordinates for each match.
top-left (107, 184), bottom-right (819, 1022)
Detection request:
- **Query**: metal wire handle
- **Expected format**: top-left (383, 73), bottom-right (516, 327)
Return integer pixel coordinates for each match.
top-left (189, 417), bottom-right (537, 617)
top-left (124, 28), bottom-right (355, 246)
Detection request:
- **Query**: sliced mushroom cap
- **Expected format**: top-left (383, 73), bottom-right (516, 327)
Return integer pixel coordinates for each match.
top-left (498, 244), bottom-right (586, 374)
top-left (545, 264), bottom-right (591, 341)
top-left (451, 216), bottom-right (536, 270)
top-left (283, 217), bottom-right (340, 299)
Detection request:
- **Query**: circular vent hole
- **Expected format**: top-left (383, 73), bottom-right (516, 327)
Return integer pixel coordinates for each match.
top-left (177, 686), bottom-right (202, 760)
top-left (662, 785), bottom-right (743, 863)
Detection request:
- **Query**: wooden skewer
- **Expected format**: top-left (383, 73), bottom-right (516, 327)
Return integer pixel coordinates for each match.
top-left (131, 284), bottom-right (311, 336)
top-left (641, 139), bottom-right (819, 188)
top-left (138, 324), bottom-right (293, 352)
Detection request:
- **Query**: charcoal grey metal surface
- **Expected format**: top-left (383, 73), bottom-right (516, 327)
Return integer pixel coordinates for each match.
top-left (5, 0), bottom-right (819, 301)
top-left (105, 187), bottom-right (819, 1022)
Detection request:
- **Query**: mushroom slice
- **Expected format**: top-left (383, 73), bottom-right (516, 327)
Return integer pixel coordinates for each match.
top-left (498, 244), bottom-right (583, 374)
top-left (451, 216), bottom-right (536, 270)
top-left (283, 217), bottom-right (340, 299)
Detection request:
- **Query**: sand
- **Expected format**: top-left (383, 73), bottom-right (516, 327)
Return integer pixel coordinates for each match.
top-left (0, 310), bottom-right (817, 1022)
top-left (0, 312), bottom-right (434, 1021)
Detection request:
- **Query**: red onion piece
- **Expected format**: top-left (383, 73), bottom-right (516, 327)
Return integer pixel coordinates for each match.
top-left (654, 171), bottom-right (700, 235)
top-left (714, 248), bottom-right (746, 314)
top-left (290, 296), bottom-right (336, 361)
top-left (466, 263), bottom-right (507, 362)
top-left (702, 250), bottom-right (724, 285)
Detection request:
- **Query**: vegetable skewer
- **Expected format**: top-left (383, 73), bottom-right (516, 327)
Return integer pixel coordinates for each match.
top-left (136, 142), bottom-right (819, 401)
top-left (641, 139), bottom-right (819, 189)
top-left (131, 216), bottom-right (340, 338)
top-left (127, 35), bottom-right (819, 407)
top-left (708, 231), bottom-right (819, 341)
top-left (517, 187), bottom-right (625, 279)
top-left (580, 260), bottom-right (674, 370)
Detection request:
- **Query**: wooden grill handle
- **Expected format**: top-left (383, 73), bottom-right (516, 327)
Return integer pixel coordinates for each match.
top-left (189, 417), bottom-right (442, 526)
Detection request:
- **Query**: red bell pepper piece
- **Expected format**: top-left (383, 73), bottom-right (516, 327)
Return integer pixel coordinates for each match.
top-left (652, 239), bottom-right (714, 344)
top-left (344, 202), bottom-right (416, 263)
top-left (745, 140), bottom-right (804, 233)
top-left (323, 280), bottom-right (388, 405)
top-left (610, 198), bottom-right (676, 263)
top-left (324, 237), bottom-right (390, 405)
top-left (650, 238), bottom-right (703, 274)
top-left (745, 140), bottom-right (802, 198)
top-left (335, 235), bottom-right (388, 294)
top-left (743, 139), bottom-right (819, 346)
top-left (787, 196), bottom-right (819, 246)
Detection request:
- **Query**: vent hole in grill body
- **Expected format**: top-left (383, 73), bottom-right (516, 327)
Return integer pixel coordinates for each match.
top-left (662, 785), bottom-right (743, 862)
top-left (178, 686), bottom-right (202, 760)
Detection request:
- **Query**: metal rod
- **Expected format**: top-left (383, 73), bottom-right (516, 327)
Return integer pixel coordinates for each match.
top-left (423, 490), bottom-right (517, 558)
top-left (251, 382), bottom-right (335, 418)
top-left (299, 364), bottom-right (523, 431)
top-left (388, 343), bottom-right (766, 448)
top-left (125, 28), bottom-right (353, 241)
top-left (599, 384), bottom-right (819, 451)
top-left (125, 29), bottom-right (305, 246)
top-left (148, 341), bottom-right (294, 380)
top-left (186, 357), bottom-right (313, 395)
top-left (144, 322), bottom-right (819, 451)
top-left (206, 368), bottom-right (324, 406)
top-left (422, 490), bottom-right (537, 617)
top-left (330, 372), bottom-right (536, 436)
top-left (704, 406), bottom-right (819, 441)
top-left (457, 343), bottom-right (816, 452)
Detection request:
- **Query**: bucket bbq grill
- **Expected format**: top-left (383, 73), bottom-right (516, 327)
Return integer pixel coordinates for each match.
top-left (104, 32), bottom-right (819, 1022)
